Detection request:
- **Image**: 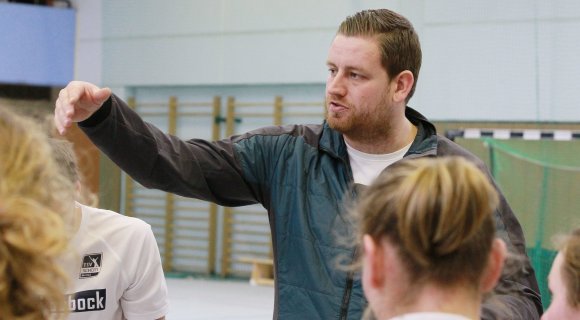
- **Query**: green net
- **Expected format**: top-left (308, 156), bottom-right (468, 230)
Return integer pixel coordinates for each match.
top-left (455, 137), bottom-right (580, 310)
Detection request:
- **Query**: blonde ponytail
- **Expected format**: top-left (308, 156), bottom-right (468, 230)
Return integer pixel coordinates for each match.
top-left (357, 157), bottom-right (499, 287)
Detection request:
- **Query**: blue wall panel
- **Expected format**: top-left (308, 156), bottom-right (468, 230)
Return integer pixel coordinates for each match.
top-left (0, 3), bottom-right (75, 86)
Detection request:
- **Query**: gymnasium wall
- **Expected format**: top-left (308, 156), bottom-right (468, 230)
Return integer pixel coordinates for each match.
top-left (72, 0), bottom-right (580, 122)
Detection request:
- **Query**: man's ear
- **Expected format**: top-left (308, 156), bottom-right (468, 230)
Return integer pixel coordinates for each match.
top-left (480, 238), bottom-right (507, 292)
top-left (363, 234), bottom-right (386, 287)
top-left (392, 70), bottom-right (414, 103)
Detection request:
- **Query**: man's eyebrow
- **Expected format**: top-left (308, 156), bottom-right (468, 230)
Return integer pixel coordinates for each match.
top-left (325, 62), bottom-right (364, 72)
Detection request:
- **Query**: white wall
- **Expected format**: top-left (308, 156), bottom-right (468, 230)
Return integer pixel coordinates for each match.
top-left (98, 0), bottom-right (395, 86)
top-left (418, 0), bottom-right (580, 121)
top-left (73, 0), bottom-right (580, 122)
top-left (73, 0), bottom-right (102, 85)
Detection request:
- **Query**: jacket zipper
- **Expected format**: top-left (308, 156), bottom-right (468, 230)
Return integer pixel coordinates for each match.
top-left (339, 157), bottom-right (357, 320)
top-left (339, 266), bottom-right (356, 319)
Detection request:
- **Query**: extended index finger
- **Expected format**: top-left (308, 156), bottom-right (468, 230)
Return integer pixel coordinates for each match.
top-left (61, 82), bottom-right (88, 115)
top-left (55, 84), bottom-right (84, 132)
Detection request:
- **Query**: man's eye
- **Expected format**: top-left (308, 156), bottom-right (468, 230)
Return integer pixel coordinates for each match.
top-left (350, 72), bottom-right (360, 79)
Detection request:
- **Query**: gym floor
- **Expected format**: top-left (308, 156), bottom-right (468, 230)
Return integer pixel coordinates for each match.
top-left (165, 277), bottom-right (274, 320)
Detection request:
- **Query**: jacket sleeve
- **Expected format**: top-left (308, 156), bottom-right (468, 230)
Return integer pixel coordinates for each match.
top-left (79, 94), bottom-right (259, 207)
top-left (478, 165), bottom-right (543, 320)
top-left (435, 137), bottom-right (543, 319)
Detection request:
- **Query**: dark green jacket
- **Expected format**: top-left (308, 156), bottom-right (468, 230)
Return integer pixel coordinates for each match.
top-left (81, 95), bottom-right (542, 319)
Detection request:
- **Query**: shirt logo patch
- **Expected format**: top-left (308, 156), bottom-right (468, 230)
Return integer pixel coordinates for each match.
top-left (79, 253), bottom-right (102, 278)
top-left (68, 289), bottom-right (106, 312)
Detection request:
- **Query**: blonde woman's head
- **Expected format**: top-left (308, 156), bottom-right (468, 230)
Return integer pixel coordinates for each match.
top-left (356, 156), bottom-right (506, 319)
top-left (0, 106), bottom-right (74, 319)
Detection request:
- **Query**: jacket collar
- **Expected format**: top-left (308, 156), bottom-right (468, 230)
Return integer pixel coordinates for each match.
top-left (405, 107), bottom-right (438, 157)
top-left (319, 121), bottom-right (348, 159)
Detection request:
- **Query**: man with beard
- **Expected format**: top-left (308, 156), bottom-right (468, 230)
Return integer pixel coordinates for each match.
top-left (54, 8), bottom-right (542, 320)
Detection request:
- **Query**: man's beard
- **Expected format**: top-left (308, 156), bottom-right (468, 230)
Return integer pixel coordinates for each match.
top-left (326, 108), bottom-right (353, 134)
top-left (326, 101), bottom-right (392, 142)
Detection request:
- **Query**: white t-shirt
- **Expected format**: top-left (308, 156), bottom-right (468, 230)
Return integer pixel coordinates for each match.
top-left (389, 312), bottom-right (471, 320)
top-left (64, 203), bottom-right (168, 320)
top-left (346, 141), bottom-right (412, 185)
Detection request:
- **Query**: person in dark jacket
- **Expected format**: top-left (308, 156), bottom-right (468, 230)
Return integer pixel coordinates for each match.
top-left (54, 8), bottom-right (542, 320)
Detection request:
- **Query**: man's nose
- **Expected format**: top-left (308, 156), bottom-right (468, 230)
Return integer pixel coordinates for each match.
top-left (326, 74), bottom-right (347, 97)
